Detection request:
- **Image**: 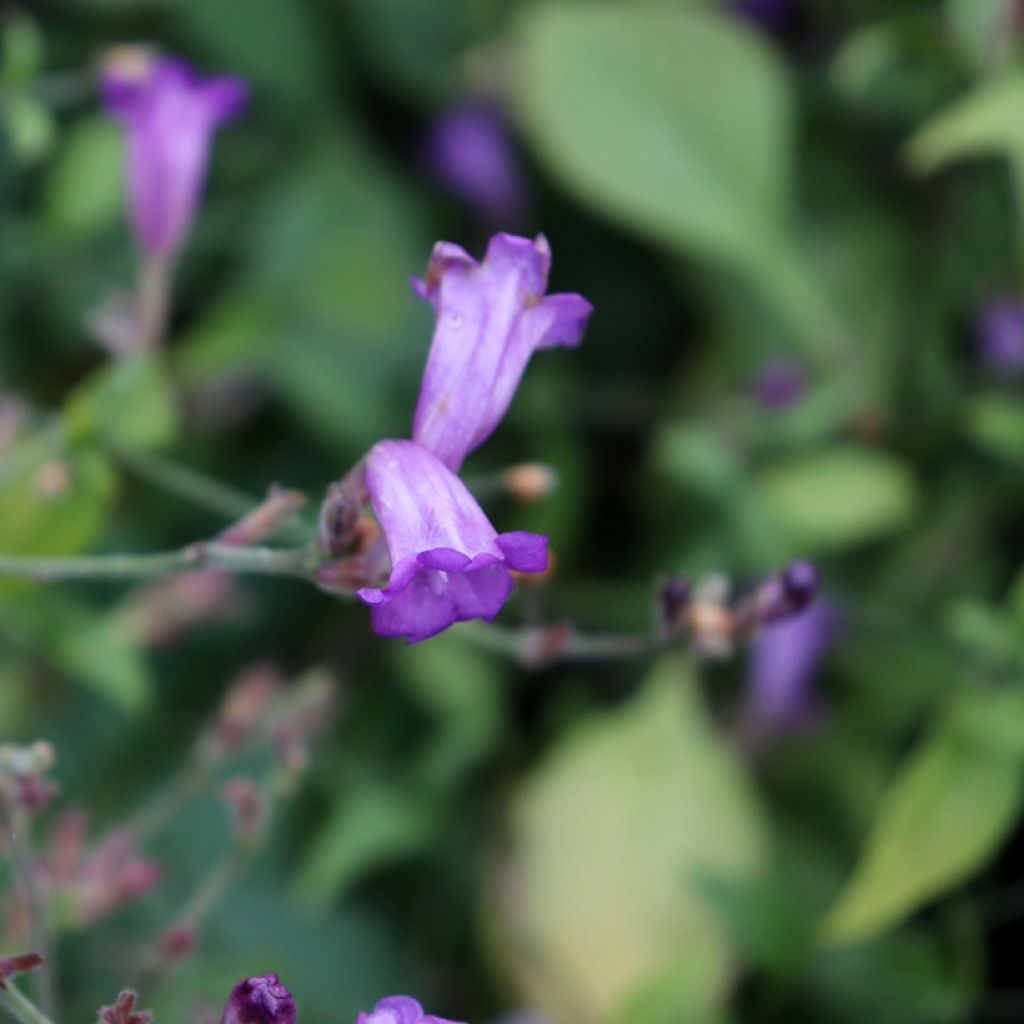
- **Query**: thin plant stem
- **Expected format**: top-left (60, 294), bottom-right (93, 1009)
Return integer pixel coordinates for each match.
top-left (454, 620), bottom-right (680, 666)
top-left (0, 804), bottom-right (55, 1021)
top-left (135, 256), bottom-right (173, 352)
top-left (0, 984), bottom-right (56, 1024)
top-left (0, 542), bottom-right (325, 585)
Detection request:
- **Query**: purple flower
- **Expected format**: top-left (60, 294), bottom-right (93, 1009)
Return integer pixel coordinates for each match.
top-left (422, 101), bottom-right (528, 227)
top-left (743, 600), bottom-right (837, 739)
top-left (356, 440), bottom-right (547, 643)
top-left (976, 295), bottom-right (1024, 375)
top-left (732, 0), bottom-right (796, 27)
top-left (357, 996), bottom-right (461, 1024)
top-left (221, 974), bottom-right (296, 1024)
top-left (750, 358), bottom-right (806, 411)
top-left (411, 233), bottom-right (592, 471)
top-left (101, 51), bottom-right (248, 259)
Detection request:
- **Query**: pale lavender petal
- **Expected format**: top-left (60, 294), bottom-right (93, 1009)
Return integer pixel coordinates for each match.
top-left (356, 440), bottom-right (546, 643)
top-left (976, 295), bottom-right (1024, 375)
top-left (411, 233), bottom-right (593, 470)
top-left (101, 54), bottom-right (248, 257)
top-left (357, 997), bottom-right (463, 1024)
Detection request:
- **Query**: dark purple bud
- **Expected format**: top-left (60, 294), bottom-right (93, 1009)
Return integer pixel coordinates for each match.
top-left (781, 559), bottom-right (820, 615)
top-left (732, 0), bottom-right (797, 28)
top-left (659, 576), bottom-right (692, 627)
top-left (749, 358), bottom-right (806, 411)
top-left (976, 295), bottom-right (1024, 375)
top-left (221, 975), bottom-right (295, 1024)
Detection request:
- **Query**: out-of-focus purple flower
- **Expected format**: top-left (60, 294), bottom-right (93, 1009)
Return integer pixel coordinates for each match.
top-left (976, 295), bottom-right (1024, 375)
top-left (221, 974), bottom-right (296, 1024)
top-left (743, 600), bottom-right (837, 739)
top-left (101, 49), bottom-right (248, 259)
top-left (412, 233), bottom-right (592, 471)
top-left (732, 0), bottom-right (796, 27)
top-left (357, 440), bottom-right (547, 643)
top-left (750, 358), bottom-right (806, 411)
top-left (422, 101), bottom-right (528, 227)
top-left (357, 996), bottom-right (461, 1024)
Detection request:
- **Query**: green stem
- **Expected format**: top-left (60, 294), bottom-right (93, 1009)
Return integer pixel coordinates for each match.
top-left (136, 256), bottom-right (173, 352)
top-left (111, 446), bottom-right (257, 521)
top-left (455, 620), bottom-right (679, 666)
top-left (0, 985), bottom-right (55, 1024)
top-left (0, 543), bottom-right (323, 584)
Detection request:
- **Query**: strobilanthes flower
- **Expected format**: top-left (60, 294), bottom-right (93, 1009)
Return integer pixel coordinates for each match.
top-left (411, 233), bottom-right (592, 471)
top-left (221, 974), bottom-right (296, 1024)
top-left (742, 600), bottom-right (837, 740)
top-left (357, 996), bottom-right (462, 1024)
top-left (101, 50), bottom-right (248, 260)
top-left (421, 101), bottom-right (528, 227)
top-left (356, 440), bottom-right (548, 643)
top-left (976, 295), bottom-right (1024, 376)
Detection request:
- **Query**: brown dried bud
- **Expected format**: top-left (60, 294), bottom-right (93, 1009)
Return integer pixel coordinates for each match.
top-left (0, 952), bottom-right (43, 990)
top-left (97, 989), bottom-right (153, 1024)
top-left (221, 778), bottom-right (267, 848)
top-left (502, 463), bottom-right (558, 503)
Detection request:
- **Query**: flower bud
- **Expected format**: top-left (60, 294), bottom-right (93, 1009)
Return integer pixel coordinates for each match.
top-left (220, 974), bottom-right (296, 1024)
top-left (98, 990), bottom-right (152, 1024)
top-left (0, 953), bottom-right (43, 990)
top-left (659, 576), bottom-right (691, 629)
top-left (221, 777), bottom-right (267, 849)
top-left (217, 487), bottom-right (306, 547)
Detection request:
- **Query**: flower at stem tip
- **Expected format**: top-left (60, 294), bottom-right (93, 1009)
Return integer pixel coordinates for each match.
top-left (100, 48), bottom-right (248, 260)
top-left (221, 974), bottom-right (296, 1024)
top-left (357, 996), bottom-right (463, 1024)
top-left (355, 440), bottom-right (548, 644)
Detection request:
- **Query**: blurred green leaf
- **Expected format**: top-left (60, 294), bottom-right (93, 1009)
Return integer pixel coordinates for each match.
top-left (823, 691), bottom-right (1024, 945)
top-left (394, 633), bottom-right (505, 790)
top-left (945, 0), bottom-right (1020, 72)
top-left (490, 658), bottom-right (766, 1023)
top-left (43, 117), bottom-right (123, 236)
top-left (176, 0), bottom-right (329, 108)
top-left (293, 783), bottom-right (440, 907)
top-left (758, 445), bottom-right (917, 553)
top-left (904, 71), bottom-right (1024, 176)
top-left (517, 3), bottom-right (842, 360)
top-left (0, 432), bottom-right (116, 558)
top-left (964, 391), bottom-right (1024, 461)
top-left (2, 92), bottom-right (56, 164)
top-left (65, 353), bottom-right (179, 452)
top-left (1, 12), bottom-right (44, 86)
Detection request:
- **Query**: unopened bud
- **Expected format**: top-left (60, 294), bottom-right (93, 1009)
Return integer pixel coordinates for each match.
top-left (157, 923), bottom-right (197, 963)
top-left (221, 778), bottom-right (267, 848)
top-left (98, 990), bottom-right (153, 1024)
top-left (659, 576), bottom-right (691, 629)
top-left (502, 463), bottom-right (558, 503)
top-left (217, 487), bottom-right (306, 547)
top-left (759, 559), bottom-right (820, 625)
top-left (205, 665), bottom-right (283, 761)
top-left (318, 470), bottom-right (369, 556)
top-left (220, 974), bottom-right (296, 1024)
top-left (0, 952), bottom-right (43, 990)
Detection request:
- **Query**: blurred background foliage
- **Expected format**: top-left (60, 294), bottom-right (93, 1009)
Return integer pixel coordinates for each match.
top-left (4, 0), bottom-right (1024, 1022)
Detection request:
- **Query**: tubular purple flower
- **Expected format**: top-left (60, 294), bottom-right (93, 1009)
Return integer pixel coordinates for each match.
top-left (743, 600), bottom-right (837, 738)
top-left (221, 973), bottom-right (296, 1024)
top-left (357, 440), bottom-right (547, 643)
top-left (976, 295), bottom-right (1024, 375)
top-left (357, 996), bottom-right (461, 1024)
top-left (101, 51), bottom-right (248, 259)
top-left (412, 233), bottom-right (592, 471)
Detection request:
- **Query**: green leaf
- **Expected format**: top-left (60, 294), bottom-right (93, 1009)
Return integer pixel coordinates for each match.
top-left (0, 433), bottom-right (116, 558)
top-left (758, 445), bottom-right (917, 553)
top-left (823, 691), bottom-right (1024, 945)
top-left (65, 353), bottom-right (179, 452)
top-left (2, 592), bottom-right (154, 715)
top-left (43, 117), bottom-right (124, 236)
top-left (489, 658), bottom-right (766, 1023)
top-left (964, 391), bottom-right (1024, 461)
top-left (516, 3), bottom-right (841, 359)
top-left (904, 72), bottom-right (1024, 175)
